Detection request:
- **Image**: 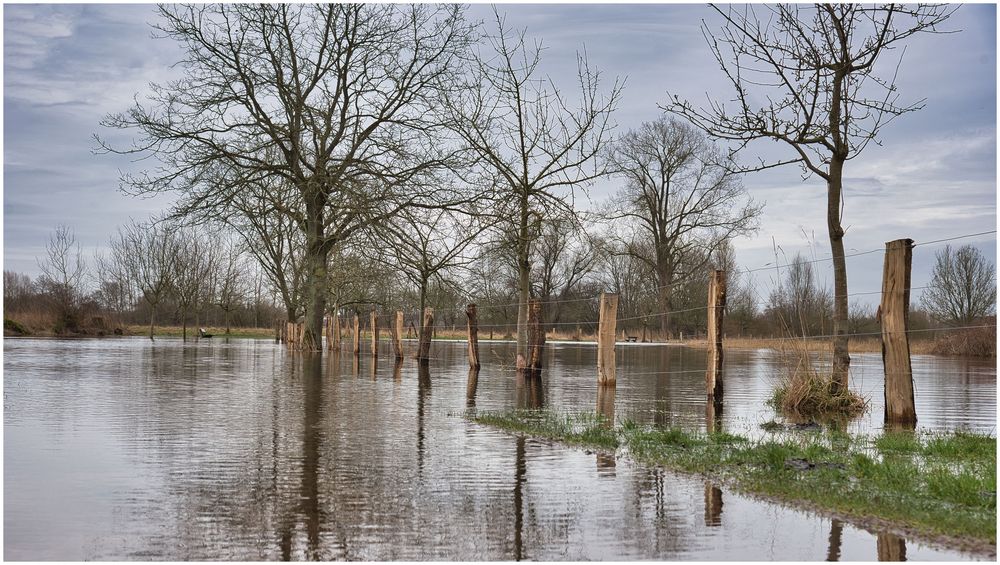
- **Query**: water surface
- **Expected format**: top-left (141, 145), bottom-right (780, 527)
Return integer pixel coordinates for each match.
top-left (4, 337), bottom-right (995, 560)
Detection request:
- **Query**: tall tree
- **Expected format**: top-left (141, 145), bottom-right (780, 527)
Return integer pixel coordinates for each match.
top-left (605, 117), bottom-right (761, 337)
top-left (36, 225), bottom-right (87, 332)
top-left (921, 244), bottom-right (996, 326)
top-left (663, 4), bottom-right (953, 390)
top-left (99, 4), bottom-right (475, 350)
top-left (444, 10), bottom-right (622, 363)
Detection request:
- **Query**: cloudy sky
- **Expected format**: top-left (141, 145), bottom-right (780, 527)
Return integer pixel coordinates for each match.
top-left (4, 3), bottom-right (996, 305)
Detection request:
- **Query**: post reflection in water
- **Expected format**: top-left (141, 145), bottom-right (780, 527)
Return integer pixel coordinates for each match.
top-left (827, 519), bottom-right (843, 561)
top-left (706, 399), bottom-right (723, 434)
top-left (466, 367), bottom-right (479, 409)
top-left (877, 531), bottom-right (907, 562)
top-left (417, 361), bottom-right (431, 474)
top-left (351, 354), bottom-right (359, 378)
top-left (515, 372), bottom-right (545, 409)
top-left (370, 353), bottom-right (378, 380)
top-left (703, 482), bottom-right (723, 527)
top-left (513, 435), bottom-right (527, 561)
top-left (596, 385), bottom-right (615, 426)
top-left (392, 359), bottom-right (403, 382)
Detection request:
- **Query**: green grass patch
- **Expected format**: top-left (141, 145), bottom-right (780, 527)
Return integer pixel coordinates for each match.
top-left (472, 410), bottom-right (997, 547)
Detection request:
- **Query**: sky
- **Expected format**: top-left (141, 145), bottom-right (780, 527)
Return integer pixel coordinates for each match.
top-left (3, 3), bottom-right (997, 307)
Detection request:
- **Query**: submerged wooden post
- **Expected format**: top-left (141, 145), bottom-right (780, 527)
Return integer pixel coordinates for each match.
top-left (417, 307), bottom-right (434, 361)
top-left (597, 292), bottom-right (619, 385)
top-left (466, 303), bottom-right (481, 369)
top-left (331, 311), bottom-right (341, 350)
top-left (705, 270), bottom-right (726, 400)
top-left (352, 314), bottom-right (360, 355)
top-left (370, 310), bottom-right (379, 356)
top-left (393, 311), bottom-right (404, 360)
top-left (881, 238), bottom-right (917, 429)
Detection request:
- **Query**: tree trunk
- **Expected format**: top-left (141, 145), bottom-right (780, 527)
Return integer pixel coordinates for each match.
top-left (301, 195), bottom-right (328, 352)
top-left (149, 304), bottom-right (156, 341)
top-left (656, 263), bottom-right (674, 339)
top-left (516, 195), bottom-right (531, 363)
top-left (828, 157), bottom-right (850, 392)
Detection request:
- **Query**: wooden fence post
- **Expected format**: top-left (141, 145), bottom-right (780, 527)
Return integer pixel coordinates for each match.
top-left (881, 238), bottom-right (916, 428)
top-left (417, 307), bottom-right (434, 361)
top-left (393, 311), bottom-right (404, 360)
top-left (706, 270), bottom-right (726, 400)
top-left (528, 299), bottom-right (544, 372)
top-left (597, 292), bottom-right (619, 385)
top-left (370, 310), bottom-right (379, 356)
top-left (352, 314), bottom-right (360, 355)
top-left (334, 312), bottom-right (342, 350)
top-left (466, 303), bottom-right (481, 369)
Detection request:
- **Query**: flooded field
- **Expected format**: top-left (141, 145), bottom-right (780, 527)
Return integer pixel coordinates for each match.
top-left (4, 337), bottom-right (995, 560)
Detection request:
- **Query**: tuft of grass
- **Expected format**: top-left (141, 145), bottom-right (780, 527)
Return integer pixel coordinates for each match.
top-left (769, 349), bottom-right (868, 419)
top-left (471, 409), bottom-right (997, 549)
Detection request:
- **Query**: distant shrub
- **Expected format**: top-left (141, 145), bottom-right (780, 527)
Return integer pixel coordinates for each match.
top-left (929, 319), bottom-right (996, 358)
top-left (4, 318), bottom-right (28, 335)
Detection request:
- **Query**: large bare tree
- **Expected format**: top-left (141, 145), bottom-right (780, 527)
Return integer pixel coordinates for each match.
top-left (663, 4), bottom-right (953, 389)
top-left (605, 117), bottom-right (761, 338)
top-left (98, 4), bottom-right (475, 350)
top-left (444, 10), bottom-right (622, 364)
top-left (921, 245), bottom-right (996, 326)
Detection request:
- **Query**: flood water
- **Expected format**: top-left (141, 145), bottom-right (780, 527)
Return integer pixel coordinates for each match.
top-left (4, 337), bottom-right (995, 560)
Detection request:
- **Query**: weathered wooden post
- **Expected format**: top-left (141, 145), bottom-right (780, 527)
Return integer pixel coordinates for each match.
top-left (466, 303), bottom-right (481, 369)
top-left (417, 307), bottom-right (434, 362)
top-left (517, 299), bottom-right (544, 375)
top-left (352, 314), bottom-right (360, 355)
top-left (597, 292), bottom-right (619, 385)
top-left (393, 311), bottom-right (404, 360)
top-left (466, 367), bottom-right (479, 409)
top-left (370, 310), bottom-right (379, 357)
top-left (297, 322), bottom-right (304, 349)
top-left (705, 270), bottom-right (726, 400)
top-left (881, 238), bottom-right (917, 429)
top-left (333, 312), bottom-right (341, 350)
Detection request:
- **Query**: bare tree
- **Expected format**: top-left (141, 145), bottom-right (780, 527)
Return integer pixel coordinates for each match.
top-left (921, 244), bottom-right (996, 326)
top-left (604, 117), bottom-right (761, 337)
top-left (99, 4), bottom-right (476, 350)
top-left (663, 4), bottom-right (953, 389)
top-left (172, 229), bottom-right (215, 340)
top-left (373, 206), bottom-right (490, 353)
top-left (37, 225), bottom-right (87, 332)
top-left (444, 9), bottom-right (622, 364)
top-left (214, 238), bottom-right (249, 335)
top-left (3, 271), bottom-right (36, 313)
top-left (533, 218), bottom-right (598, 325)
top-left (766, 253), bottom-right (833, 337)
top-left (109, 220), bottom-right (179, 340)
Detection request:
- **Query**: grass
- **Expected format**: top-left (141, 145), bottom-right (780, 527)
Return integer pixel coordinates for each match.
top-left (768, 348), bottom-right (868, 420)
top-left (471, 410), bottom-right (997, 551)
top-left (123, 325), bottom-right (277, 339)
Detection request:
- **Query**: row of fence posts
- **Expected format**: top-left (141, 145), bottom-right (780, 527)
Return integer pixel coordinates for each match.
top-left (274, 237), bottom-right (917, 428)
top-left (590, 238), bottom-right (917, 429)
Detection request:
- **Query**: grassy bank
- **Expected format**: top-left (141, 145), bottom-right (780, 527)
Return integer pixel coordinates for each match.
top-left (472, 410), bottom-right (996, 553)
top-left (123, 325), bottom-right (276, 339)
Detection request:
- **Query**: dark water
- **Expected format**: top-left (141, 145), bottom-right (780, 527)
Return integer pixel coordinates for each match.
top-left (4, 337), bottom-right (995, 560)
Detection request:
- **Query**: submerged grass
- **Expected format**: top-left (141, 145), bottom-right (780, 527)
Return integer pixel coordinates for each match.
top-left (472, 410), bottom-right (997, 549)
top-left (768, 348), bottom-right (868, 419)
